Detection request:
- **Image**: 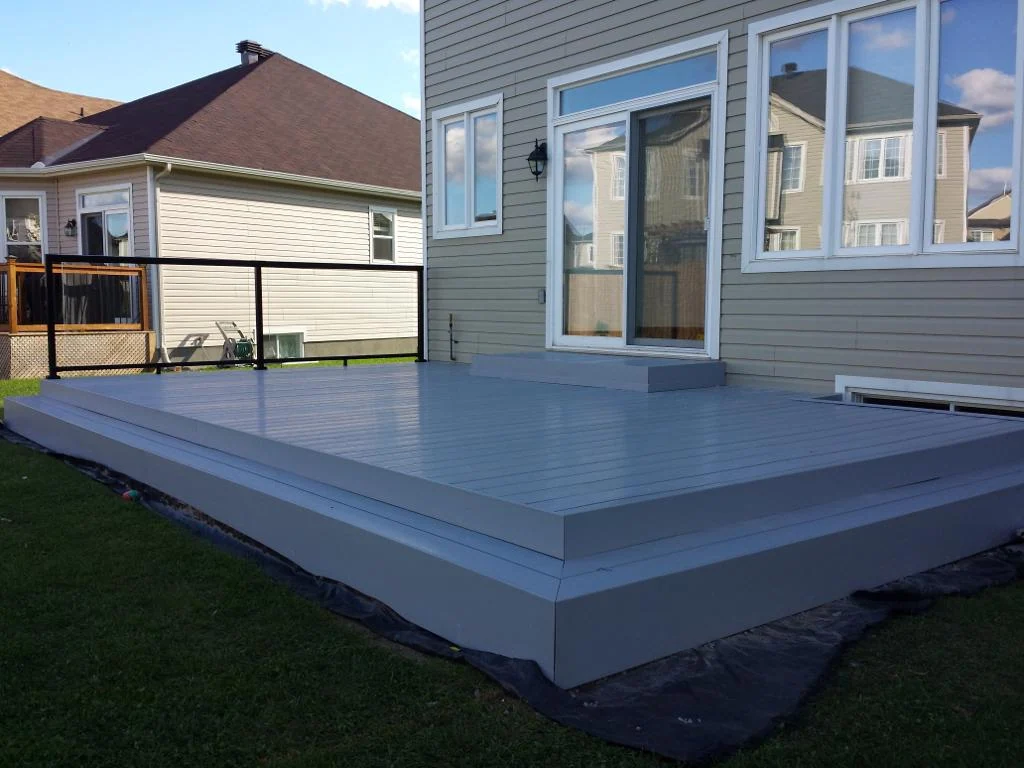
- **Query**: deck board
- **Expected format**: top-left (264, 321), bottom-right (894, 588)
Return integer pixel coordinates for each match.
top-left (43, 363), bottom-right (1024, 558)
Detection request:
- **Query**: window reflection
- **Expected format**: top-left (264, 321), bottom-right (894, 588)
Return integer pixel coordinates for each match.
top-left (842, 7), bottom-right (917, 248)
top-left (937, 0), bottom-right (1016, 245)
top-left (763, 29), bottom-right (827, 252)
top-left (559, 52), bottom-right (716, 115)
top-left (561, 122), bottom-right (626, 337)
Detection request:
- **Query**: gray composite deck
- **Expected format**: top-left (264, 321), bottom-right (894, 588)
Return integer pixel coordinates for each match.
top-left (8, 362), bottom-right (1024, 686)
top-left (35, 363), bottom-right (1024, 558)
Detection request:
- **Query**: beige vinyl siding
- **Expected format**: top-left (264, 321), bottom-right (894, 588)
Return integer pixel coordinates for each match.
top-left (156, 171), bottom-right (421, 353)
top-left (56, 167), bottom-right (151, 257)
top-left (0, 166), bottom-right (150, 259)
top-left (424, 0), bottom-right (1024, 392)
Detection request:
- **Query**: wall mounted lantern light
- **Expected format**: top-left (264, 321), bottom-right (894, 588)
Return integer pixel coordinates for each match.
top-left (527, 139), bottom-right (548, 180)
top-left (63, 218), bottom-right (77, 238)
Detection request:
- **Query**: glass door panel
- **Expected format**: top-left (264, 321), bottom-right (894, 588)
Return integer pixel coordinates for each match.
top-left (559, 119), bottom-right (627, 341)
top-left (631, 97), bottom-right (711, 346)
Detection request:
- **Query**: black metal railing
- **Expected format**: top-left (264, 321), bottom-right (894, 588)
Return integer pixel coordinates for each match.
top-left (44, 254), bottom-right (425, 379)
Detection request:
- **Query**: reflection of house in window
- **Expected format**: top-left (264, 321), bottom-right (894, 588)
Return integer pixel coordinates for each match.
top-left (611, 153), bottom-right (626, 199)
top-left (967, 190), bottom-right (1012, 242)
top-left (764, 65), bottom-right (980, 253)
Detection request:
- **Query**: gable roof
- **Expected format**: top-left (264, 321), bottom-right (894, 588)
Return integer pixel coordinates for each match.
top-left (0, 53), bottom-right (420, 192)
top-left (770, 67), bottom-right (980, 132)
top-left (0, 70), bottom-right (120, 136)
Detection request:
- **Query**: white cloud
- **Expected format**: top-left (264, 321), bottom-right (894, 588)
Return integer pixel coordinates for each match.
top-left (563, 199), bottom-right (594, 229)
top-left (941, 6), bottom-right (957, 24)
top-left (969, 167), bottom-right (1013, 198)
top-left (401, 92), bottom-right (421, 117)
top-left (309, 0), bottom-right (418, 11)
top-left (399, 48), bottom-right (419, 65)
top-left (367, 0), bottom-right (418, 11)
top-left (852, 20), bottom-right (914, 51)
top-left (950, 68), bottom-right (1016, 129)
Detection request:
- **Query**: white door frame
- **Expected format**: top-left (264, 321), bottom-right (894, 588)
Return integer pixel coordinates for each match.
top-left (545, 30), bottom-right (728, 360)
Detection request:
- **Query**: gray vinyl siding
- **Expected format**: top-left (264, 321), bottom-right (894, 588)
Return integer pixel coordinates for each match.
top-left (423, 0), bottom-right (1024, 393)
top-left (156, 171), bottom-right (421, 354)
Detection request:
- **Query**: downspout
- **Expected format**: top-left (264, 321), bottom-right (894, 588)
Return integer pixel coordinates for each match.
top-left (148, 162), bottom-right (173, 363)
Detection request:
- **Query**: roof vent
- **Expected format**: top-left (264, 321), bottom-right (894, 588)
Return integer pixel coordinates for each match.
top-left (236, 40), bottom-right (270, 65)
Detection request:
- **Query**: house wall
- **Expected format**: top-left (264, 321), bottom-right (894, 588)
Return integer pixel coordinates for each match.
top-left (156, 171), bottom-right (421, 359)
top-left (423, 0), bottom-right (1024, 392)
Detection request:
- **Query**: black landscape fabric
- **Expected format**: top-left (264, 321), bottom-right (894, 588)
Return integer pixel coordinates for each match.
top-left (4, 426), bottom-right (1022, 764)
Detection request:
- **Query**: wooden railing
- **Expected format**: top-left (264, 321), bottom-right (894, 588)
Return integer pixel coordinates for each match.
top-left (0, 260), bottom-right (149, 333)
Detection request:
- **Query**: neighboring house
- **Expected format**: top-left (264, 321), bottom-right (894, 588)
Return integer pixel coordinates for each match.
top-left (0, 41), bottom-right (420, 375)
top-left (0, 70), bottom-right (120, 135)
top-left (968, 190), bottom-right (1013, 242)
top-left (422, 0), bottom-right (1024, 404)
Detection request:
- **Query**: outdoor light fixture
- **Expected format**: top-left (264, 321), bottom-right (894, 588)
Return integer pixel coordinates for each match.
top-left (63, 218), bottom-right (77, 238)
top-left (527, 139), bottom-right (548, 180)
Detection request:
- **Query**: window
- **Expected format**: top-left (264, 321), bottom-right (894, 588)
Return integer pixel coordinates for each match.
top-left (745, 0), bottom-right (1023, 271)
top-left (935, 131), bottom-right (946, 178)
top-left (610, 233), bottom-right (625, 267)
top-left (370, 207), bottom-right (395, 262)
top-left (766, 228), bottom-right (800, 251)
top-left (847, 220), bottom-right (905, 247)
top-left (558, 52), bottom-right (717, 115)
top-left (262, 332), bottom-right (304, 361)
top-left (1, 193), bottom-right (44, 262)
top-left (781, 144), bottom-right (804, 192)
top-left (968, 229), bottom-right (995, 242)
top-left (550, 32), bottom-right (724, 353)
top-left (77, 184), bottom-right (131, 259)
top-left (431, 94), bottom-right (502, 238)
top-left (611, 154), bottom-right (626, 199)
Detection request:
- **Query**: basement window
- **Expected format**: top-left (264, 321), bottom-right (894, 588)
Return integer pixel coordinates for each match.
top-left (835, 376), bottom-right (1024, 418)
top-left (262, 332), bottom-right (304, 361)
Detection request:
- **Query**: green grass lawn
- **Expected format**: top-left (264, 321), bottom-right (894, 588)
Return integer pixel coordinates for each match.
top-left (2, 378), bottom-right (1024, 766)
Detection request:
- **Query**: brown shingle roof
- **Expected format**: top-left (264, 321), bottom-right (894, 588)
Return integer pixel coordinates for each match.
top-left (46, 54), bottom-right (420, 191)
top-left (0, 70), bottom-right (120, 135)
top-left (0, 117), bottom-right (103, 167)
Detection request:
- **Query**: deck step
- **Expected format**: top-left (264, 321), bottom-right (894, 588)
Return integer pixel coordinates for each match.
top-left (470, 351), bottom-right (726, 391)
top-left (7, 393), bottom-right (1024, 688)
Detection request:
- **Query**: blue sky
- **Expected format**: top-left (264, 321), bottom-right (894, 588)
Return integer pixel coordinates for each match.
top-left (1, 0), bottom-right (421, 116)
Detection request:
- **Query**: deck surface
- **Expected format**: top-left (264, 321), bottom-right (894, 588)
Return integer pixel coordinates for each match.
top-left (42, 363), bottom-right (1024, 555)
top-left (41, 364), bottom-right (1024, 557)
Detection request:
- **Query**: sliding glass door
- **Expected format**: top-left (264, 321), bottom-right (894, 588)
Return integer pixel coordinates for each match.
top-left (553, 93), bottom-right (715, 351)
top-left (631, 97), bottom-right (711, 347)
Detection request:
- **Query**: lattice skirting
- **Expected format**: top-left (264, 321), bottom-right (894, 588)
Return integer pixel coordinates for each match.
top-left (0, 331), bottom-right (156, 379)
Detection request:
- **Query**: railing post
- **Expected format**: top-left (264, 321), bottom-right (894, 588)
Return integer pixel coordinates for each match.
top-left (253, 264), bottom-right (266, 371)
top-left (45, 257), bottom-right (58, 379)
top-left (6, 259), bottom-right (17, 334)
top-left (416, 265), bottom-right (425, 363)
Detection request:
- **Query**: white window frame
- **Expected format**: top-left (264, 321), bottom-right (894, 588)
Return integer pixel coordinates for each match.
top-left (935, 129), bottom-right (946, 179)
top-left (845, 219), bottom-right (907, 247)
top-left (742, 0), bottom-right (1024, 272)
top-left (968, 229), bottom-right (995, 243)
top-left (430, 93), bottom-right (503, 240)
top-left (545, 31), bottom-right (728, 360)
top-left (76, 183), bottom-right (133, 259)
top-left (611, 153), bottom-right (627, 200)
top-left (262, 328), bottom-right (306, 363)
top-left (933, 219), bottom-right (945, 244)
top-left (0, 191), bottom-right (47, 263)
top-left (766, 227), bottom-right (801, 251)
top-left (610, 232), bottom-right (625, 267)
top-left (780, 142), bottom-right (806, 193)
top-left (369, 205), bottom-right (397, 263)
